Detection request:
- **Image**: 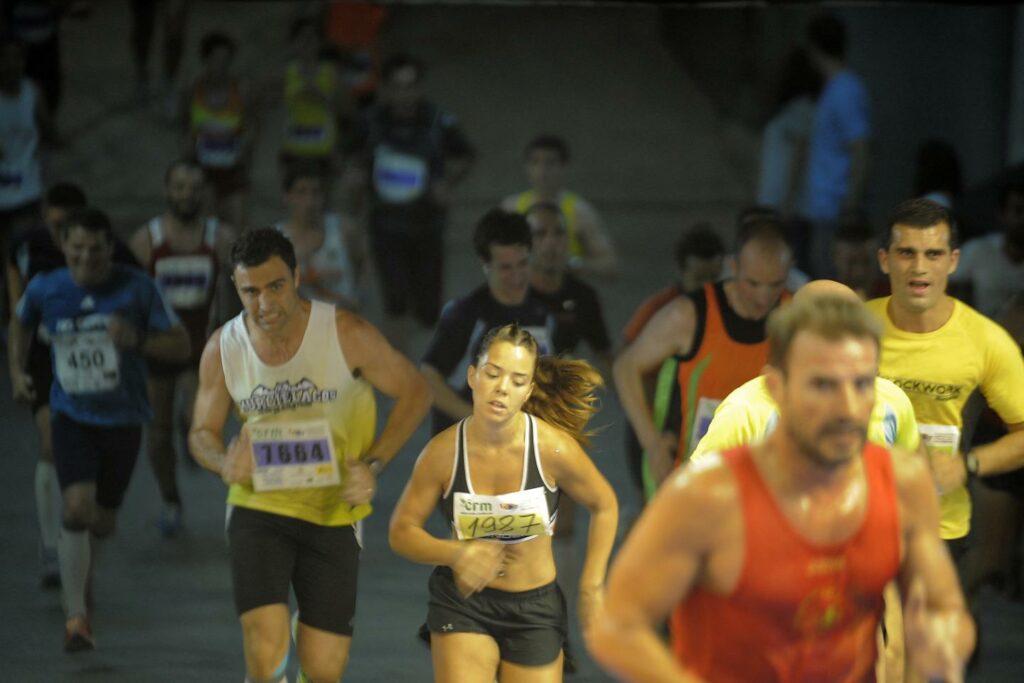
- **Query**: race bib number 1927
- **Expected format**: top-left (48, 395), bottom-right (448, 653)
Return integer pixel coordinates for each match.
top-left (453, 488), bottom-right (552, 541)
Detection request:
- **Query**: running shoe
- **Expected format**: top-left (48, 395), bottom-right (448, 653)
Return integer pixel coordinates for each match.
top-left (63, 615), bottom-right (95, 653)
top-left (156, 502), bottom-right (183, 537)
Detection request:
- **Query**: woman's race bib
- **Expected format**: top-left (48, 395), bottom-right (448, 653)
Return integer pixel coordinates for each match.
top-left (453, 487), bottom-right (552, 541)
top-left (249, 419), bottom-right (341, 492)
top-left (52, 330), bottom-right (120, 394)
top-left (373, 144), bottom-right (428, 204)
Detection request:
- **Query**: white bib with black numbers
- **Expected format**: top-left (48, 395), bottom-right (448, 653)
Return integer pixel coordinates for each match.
top-left (249, 419), bottom-right (341, 492)
top-left (52, 330), bottom-right (120, 394)
top-left (453, 486), bottom-right (553, 541)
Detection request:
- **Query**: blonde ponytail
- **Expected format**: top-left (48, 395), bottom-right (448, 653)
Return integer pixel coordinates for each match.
top-left (526, 355), bottom-right (603, 448)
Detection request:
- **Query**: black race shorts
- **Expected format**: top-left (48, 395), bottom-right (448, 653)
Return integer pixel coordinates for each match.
top-left (227, 506), bottom-right (361, 636)
top-left (50, 412), bottom-right (142, 509)
top-left (425, 565), bottom-right (567, 667)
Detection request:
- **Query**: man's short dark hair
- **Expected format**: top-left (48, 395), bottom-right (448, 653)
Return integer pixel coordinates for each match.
top-left (998, 181), bottom-right (1024, 211)
top-left (524, 134), bottom-right (569, 164)
top-left (44, 182), bottom-right (87, 211)
top-left (473, 209), bottom-right (532, 262)
top-left (164, 158), bottom-right (204, 186)
top-left (200, 30), bottom-right (236, 61)
top-left (61, 206), bottom-right (113, 241)
top-left (674, 222), bottom-right (725, 270)
top-left (806, 13), bottom-right (846, 60)
top-left (230, 227), bottom-right (297, 273)
top-left (886, 198), bottom-right (959, 249)
top-left (382, 52), bottom-right (425, 83)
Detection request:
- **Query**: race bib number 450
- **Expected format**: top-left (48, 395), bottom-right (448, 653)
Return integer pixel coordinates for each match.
top-left (453, 488), bottom-right (552, 541)
top-left (249, 420), bottom-right (340, 492)
top-left (53, 330), bottom-right (120, 394)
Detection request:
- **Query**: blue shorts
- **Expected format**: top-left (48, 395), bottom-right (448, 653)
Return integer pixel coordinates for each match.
top-left (50, 412), bottom-right (141, 509)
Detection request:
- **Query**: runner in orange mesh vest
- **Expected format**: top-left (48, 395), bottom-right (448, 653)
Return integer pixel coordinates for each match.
top-left (614, 216), bottom-right (792, 496)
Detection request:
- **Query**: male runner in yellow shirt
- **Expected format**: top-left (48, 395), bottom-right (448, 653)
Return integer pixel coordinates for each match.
top-left (867, 198), bottom-right (1024, 553)
top-left (692, 280), bottom-right (921, 461)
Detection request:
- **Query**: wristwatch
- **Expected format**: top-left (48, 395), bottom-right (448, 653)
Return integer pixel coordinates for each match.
top-left (963, 451), bottom-right (980, 482)
top-left (365, 458), bottom-right (385, 477)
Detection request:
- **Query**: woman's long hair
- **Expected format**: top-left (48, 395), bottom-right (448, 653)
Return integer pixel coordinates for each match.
top-left (475, 323), bottom-right (603, 448)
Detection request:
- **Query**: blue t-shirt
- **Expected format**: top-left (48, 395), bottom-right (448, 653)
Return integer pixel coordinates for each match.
top-left (16, 264), bottom-right (180, 426)
top-left (802, 70), bottom-right (871, 221)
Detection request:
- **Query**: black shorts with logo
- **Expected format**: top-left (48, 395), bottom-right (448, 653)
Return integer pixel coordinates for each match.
top-left (226, 506), bottom-right (361, 636)
top-left (424, 565), bottom-right (567, 667)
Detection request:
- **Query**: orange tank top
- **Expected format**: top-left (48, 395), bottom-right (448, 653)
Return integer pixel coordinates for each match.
top-left (673, 281), bottom-right (779, 462)
top-left (622, 283), bottom-right (682, 344)
top-left (671, 443), bottom-right (901, 683)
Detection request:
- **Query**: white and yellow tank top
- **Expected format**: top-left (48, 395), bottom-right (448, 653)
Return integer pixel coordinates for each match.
top-left (220, 300), bottom-right (376, 526)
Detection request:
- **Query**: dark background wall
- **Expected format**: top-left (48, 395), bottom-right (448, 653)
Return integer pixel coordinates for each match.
top-left (661, 5), bottom-right (1017, 232)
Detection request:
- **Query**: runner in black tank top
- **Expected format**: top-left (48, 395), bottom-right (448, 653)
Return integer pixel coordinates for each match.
top-left (390, 323), bottom-right (618, 682)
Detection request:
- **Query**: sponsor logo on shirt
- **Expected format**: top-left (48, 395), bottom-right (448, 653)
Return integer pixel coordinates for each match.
top-left (239, 378), bottom-right (338, 414)
top-left (884, 376), bottom-right (964, 402)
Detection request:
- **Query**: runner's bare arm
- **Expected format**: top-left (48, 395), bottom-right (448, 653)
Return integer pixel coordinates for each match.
top-left (421, 363), bottom-right (473, 422)
top-left (5, 260), bottom-right (24, 320)
top-left (139, 323), bottom-right (191, 363)
top-left (540, 422), bottom-right (618, 627)
top-left (7, 314), bottom-right (36, 404)
top-left (612, 297), bottom-right (695, 455)
top-left (127, 223), bottom-right (153, 269)
top-left (188, 330), bottom-right (235, 474)
top-left (388, 437), bottom-right (464, 567)
top-left (389, 436), bottom-right (506, 595)
top-left (893, 450), bottom-right (976, 680)
top-left (338, 311), bottom-right (431, 467)
top-left (968, 423), bottom-right (1024, 476)
top-left (587, 463), bottom-right (731, 682)
top-left (572, 198), bottom-right (619, 278)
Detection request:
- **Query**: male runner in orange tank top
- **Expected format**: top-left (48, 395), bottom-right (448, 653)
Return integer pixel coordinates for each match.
top-left (614, 217), bottom-right (792, 489)
top-left (590, 295), bottom-right (975, 682)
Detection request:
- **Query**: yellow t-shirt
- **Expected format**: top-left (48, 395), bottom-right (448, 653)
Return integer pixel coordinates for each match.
top-left (866, 296), bottom-right (1024, 539)
top-left (690, 375), bottom-right (920, 463)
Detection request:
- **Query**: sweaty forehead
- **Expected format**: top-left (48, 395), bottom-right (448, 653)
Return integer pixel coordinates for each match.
top-left (788, 330), bottom-right (878, 369)
top-left (891, 223), bottom-right (951, 248)
top-left (736, 242), bottom-right (790, 280)
top-left (482, 341), bottom-right (536, 371)
top-left (233, 257), bottom-right (291, 284)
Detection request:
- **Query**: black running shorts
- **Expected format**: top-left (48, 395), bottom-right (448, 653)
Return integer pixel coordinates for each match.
top-left (50, 412), bottom-right (142, 508)
top-left (425, 565), bottom-right (567, 667)
top-left (226, 506), bottom-right (361, 636)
